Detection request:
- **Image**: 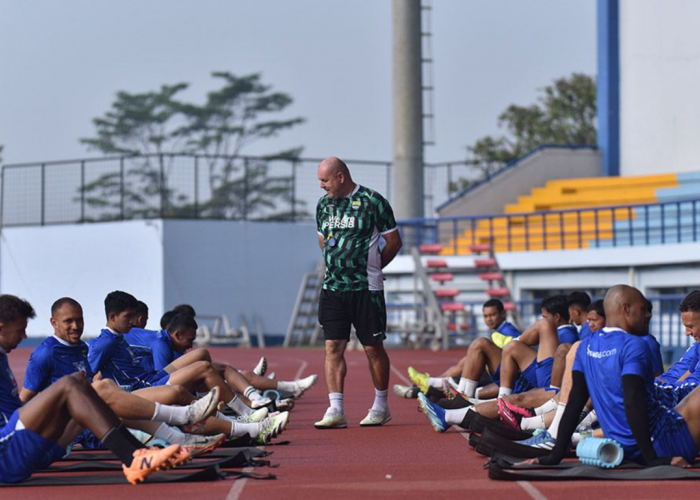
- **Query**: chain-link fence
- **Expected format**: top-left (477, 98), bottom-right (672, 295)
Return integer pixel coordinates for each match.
top-left (0, 155), bottom-right (476, 226)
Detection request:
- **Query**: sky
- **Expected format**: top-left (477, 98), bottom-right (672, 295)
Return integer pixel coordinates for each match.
top-left (0, 0), bottom-right (596, 166)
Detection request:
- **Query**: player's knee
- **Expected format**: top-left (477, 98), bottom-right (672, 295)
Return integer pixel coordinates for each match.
top-left (192, 348), bottom-right (211, 362)
top-left (471, 337), bottom-right (489, 353)
top-left (325, 341), bottom-right (345, 358)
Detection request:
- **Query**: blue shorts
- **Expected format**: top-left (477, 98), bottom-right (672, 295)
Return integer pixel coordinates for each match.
top-left (654, 382), bottom-right (697, 408)
top-left (491, 364), bottom-right (534, 394)
top-left (129, 370), bottom-right (170, 390)
top-left (651, 408), bottom-right (697, 463)
top-left (0, 410), bottom-right (66, 483)
top-left (535, 357), bottom-right (554, 388)
top-left (520, 360), bottom-right (538, 389)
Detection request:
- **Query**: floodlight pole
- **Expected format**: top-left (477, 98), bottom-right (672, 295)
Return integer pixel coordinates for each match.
top-left (392, 0), bottom-right (424, 221)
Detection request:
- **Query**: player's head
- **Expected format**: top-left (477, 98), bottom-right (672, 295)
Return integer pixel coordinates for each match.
top-left (482, 299), bottom-right (506, 331)
top-left (0, 294), bottom-right (36, 353)
top-left (104, 291), bottom-right (138, 334)
top-left (172, 304), bottom-right (196, 318)
top-left (586, 299), bottom-right (606, 332)
top-left (567, 291), bottom-right (591, 326)
top-left (133, 300), bottom-right (149, 329)
top-left (539, 295), bottom-right (570, 327)
top-left (680, 290), bottom-right (700, 343)
top-left (603, 285), bottom-right (649, 336)
top-left (167, 313), bottom-right (198, 353)
top-left (318, 156), bottom-right (353, 199)
top-left (160, 310), bottom-right (178, 330)
top-left (50, 297), bottom-right (84, 345)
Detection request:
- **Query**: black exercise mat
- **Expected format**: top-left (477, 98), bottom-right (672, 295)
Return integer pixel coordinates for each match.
top-left (468, 433), bottom-right (480, 448)
top-left (63, 447), bottom-right (267, 462)
top-left (489, 461), bottom-right (700, 481)
top-left (40, 453), bottom-right (255, 473)
top-left (0, 465), bottom-right (225, 487)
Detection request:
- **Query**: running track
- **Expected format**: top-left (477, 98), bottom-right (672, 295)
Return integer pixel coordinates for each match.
top-left (5, 346), bottom-right (697, 499)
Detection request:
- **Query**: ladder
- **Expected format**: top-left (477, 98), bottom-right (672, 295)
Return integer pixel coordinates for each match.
top-left (284, 261), bottom-right (325, 347)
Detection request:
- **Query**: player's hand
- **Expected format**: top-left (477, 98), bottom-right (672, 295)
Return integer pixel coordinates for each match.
top-left (671, 457), bottom-right (691, 468)
top-left (93, 371), bottom-right (103, 381)
top-left (515, 458), bottom-right (539, 466)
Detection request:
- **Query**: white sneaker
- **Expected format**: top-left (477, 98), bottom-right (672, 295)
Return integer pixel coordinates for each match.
top-left (270, 411), bottom-right (290, 437)
top-left (184, 386), bottom-right (220, 425)
top-left (253, 356), bottom-right (267, 377)
top-left (267, 372), bottom-right (276, 380)
top-left (181, 433), bottom-right (226, 456)
top-left (235, 407), bottom-right (268, 423)
top-left (291, 374), bottom-right (318, 397)
top-left (254, 412), bottom-right (289, 444)
top-left (314, 409), bottom-right (347, 429)
top-left (250, 397), bottom-right (273, 409)
top-left (276, 398), bottom-right (295, 411)
top-left (359, 408), bottom-right (392, 427)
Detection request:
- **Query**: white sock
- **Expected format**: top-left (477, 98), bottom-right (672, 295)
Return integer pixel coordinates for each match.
top-left (571, 432), bottom-right (584, 446)
top-left (521, 414), bottom-right (547, 431)
top-left (371, 389), bottom-right (388, 412)
top-left (444, 407), bottom-right (471, 425)
top-left (534, 398), bottom-right (558, 416)
top-left (226, 396), bottom-right (253, 416)
top-left (427, 377), bottom-right (443, 389)
top-left (498, 387), bottom-right (513, 398)
top-left (458, 378), bottom-right (479, 398)
top-left (152, 423), bottom-right (186, 444)
top-left (277, 380), bottom-right (296, 393)
top-left (244, 386), bottom-right (264, 402)
top-left (151, 402), bottom-right (189, 425)
top-left (548, 403), bottom-right (566, 439)
top-left (329, 392), bottom-right (344, 414)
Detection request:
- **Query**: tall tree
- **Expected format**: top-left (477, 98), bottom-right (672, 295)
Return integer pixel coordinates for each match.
top-left (79, 73), bottom-right (306, 220)
top-left (452, 73), bottom-right (597, 193)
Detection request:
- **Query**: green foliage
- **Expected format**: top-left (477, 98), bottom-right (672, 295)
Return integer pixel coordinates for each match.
top-left (451, 73), bottom-right (597, 194)
top-left (79, 73), bottom-right (307, 221)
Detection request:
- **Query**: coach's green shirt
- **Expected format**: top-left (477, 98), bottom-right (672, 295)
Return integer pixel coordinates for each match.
top-left (316, 184), bottom-right (398, 292)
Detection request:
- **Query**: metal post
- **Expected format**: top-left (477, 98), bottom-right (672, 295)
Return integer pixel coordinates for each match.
top-left (194, 156), bottom-right (199, 218)
top-left (392, 0), bottom-right (424, 220)
top-left (291, 160), bottom-right (297, 222)
top-left (80, 160), bottom-right (85, 222)
top-left (243, 158), bottom-right (249, 220)
top-left (40, 163), bottom-right (45, 226)
top-left (0, 166), bottom-right (4, 228)
top-left (120, 157), bottom-right (125, 220)
top-left (159, 154), bottom-right (165, 218)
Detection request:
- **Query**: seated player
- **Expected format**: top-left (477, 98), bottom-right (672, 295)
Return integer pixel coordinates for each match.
top-left (567, 291), bottom-right (592, 341)
top-left (129, 309), bottom-right (316, 405)
top-left (402, 299), bottom-right (520, 400)
top-left (0, 294), bottom-right (189, 485)
top-left (88, 291), bottom-right (290, 432)
top-left (529, 285), bottom-right (700, 467)
top-left (497, 295), bottom-right (577, 397)
top-left (133, 300), bottom-right (149, 329)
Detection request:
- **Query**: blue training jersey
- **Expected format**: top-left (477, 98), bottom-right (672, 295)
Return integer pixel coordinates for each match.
top-left (497, 321), bottom-right (521, 338)
top-left (0, 350), bottom-right (21, 428)
top-left (87, 329), bottom-right (155, 389)
top-left (660, 343), bottom-right (700, 385)
top-left (557, 324), bottom-right (579, 344)
top-left (577, 322), bottom-right (592, 341)
top-left (642, 333), bottom-right (664, 377)
top-left (573, 327), bottom-right (668, 458)
top-left (23, 336), bottom-right (93, 393)
top-left (124, 328), bottom-right (181, 371)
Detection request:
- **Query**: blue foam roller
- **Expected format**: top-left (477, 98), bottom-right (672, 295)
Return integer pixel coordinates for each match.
top-left (263, 389), bottom-right (281, 401)
top-left (576, 437), bottom-right (624, 468)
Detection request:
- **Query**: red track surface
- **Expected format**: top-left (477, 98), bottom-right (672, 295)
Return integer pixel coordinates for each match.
top-left (5, 346), bottom-right (699, 499)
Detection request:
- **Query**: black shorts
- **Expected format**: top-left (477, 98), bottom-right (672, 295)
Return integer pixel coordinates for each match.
top-left (318, 289), bottom-right (387, 346)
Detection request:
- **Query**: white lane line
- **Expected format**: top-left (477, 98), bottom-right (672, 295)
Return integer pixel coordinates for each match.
top-left (294, 359), bottom-right (308, 380)
top-left (390, 364), bottom-right (411, 385)
top-left (226, 446), bottom-right (267, 500)
top-left (517, 480), bottom-right (549, 500)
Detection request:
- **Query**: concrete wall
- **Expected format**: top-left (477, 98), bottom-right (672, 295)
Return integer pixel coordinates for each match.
top-left (619, 0), bottom-right (700, 176)
top-left (438, 147), bottom-right (602, 218)
top-left (0, 220), bottom-right (165, 337)
top-left (0, 219), bottom-right (320, 338)
top-left (161, 219), bottom-right (319, 337)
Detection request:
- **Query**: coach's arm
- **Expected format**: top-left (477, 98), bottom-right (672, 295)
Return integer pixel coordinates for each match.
top-left (380, 229), bottom-right (402, 268)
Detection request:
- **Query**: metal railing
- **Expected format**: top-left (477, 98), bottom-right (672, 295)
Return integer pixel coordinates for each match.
top-left (0, 154), bottom-right (480, 227)
top-left (399, 198), bottom-right (700, 254)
